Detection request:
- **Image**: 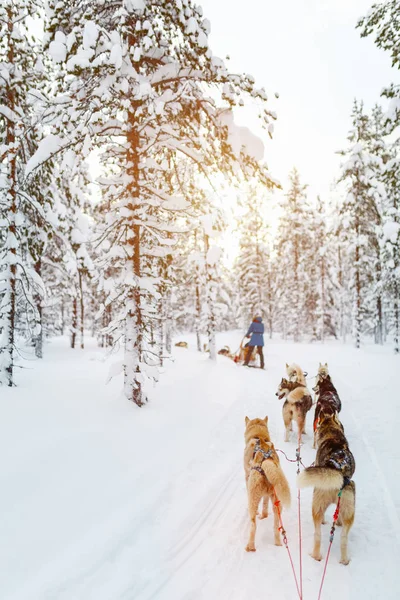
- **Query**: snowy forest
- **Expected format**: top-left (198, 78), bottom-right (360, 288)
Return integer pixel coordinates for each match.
top-left (2, 0), bottom-right (400, 406)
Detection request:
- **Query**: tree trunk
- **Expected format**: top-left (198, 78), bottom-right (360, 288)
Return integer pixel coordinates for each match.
top-left (204, 234), bottom-right (216, 361)
top-left (164, 249), bottom-right (173, 355)
top-left (124, 114), bottom-right (145, 406)
top-left (320, 255), bottom-right (325, 343)
top-left (355, 241), bottom-right (361, 349)
top-left (78, 269), bottom-right (84, 349)
top-left (2, 7), bottom-right (17, 386)
top-left (194, 229), bottom-right (202, 352)
top-left (71, 297), bottom-right (77, 349)
top-left (195, 273), bottom-right (202, 352)
top-left (61, 297), bottom-right (65, 336)
top-left (375, 295), bottom-right (383, 345)
top-left (394, 282), bottom-right (399, 355)
top-left (293, 226), bottom-right (300, 342)
top-left (34, 260), bottom-right (43, 359)
top-left (158, 298), bottom-right (164, 368)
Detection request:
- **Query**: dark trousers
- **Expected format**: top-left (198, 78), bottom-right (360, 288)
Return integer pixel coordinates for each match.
top-left (244, 345), bottom-right (264, 368)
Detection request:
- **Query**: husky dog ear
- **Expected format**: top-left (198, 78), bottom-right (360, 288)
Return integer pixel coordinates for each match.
top-left (319, 362), bottom-right (322, 367)
top-left (245, 416), bottom-right (250, 425)
top-left (285, 362), bottom-right (289, 368)
top-left (264, 416), bottom-right (269, 424)
top-left (325, 362), bottom-right (328, 367)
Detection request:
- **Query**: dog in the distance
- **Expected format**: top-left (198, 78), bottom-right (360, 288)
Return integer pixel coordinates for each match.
top-left (276, 376), bottom-right (313, 443)
top-left (244, 416), bottom-right (291, 551)
top-left (218, 346), bottom-right (235, 359)
top-left (175, 341), bottom-right (188, 348)
top-left (297, 409), bottom-right (356, 565)
top-left (312, 363), bottom-right (342, 448)
top-left (286, 362), bottom-right (307, 385)
top-left (235, 342), bottom-right (256, 365)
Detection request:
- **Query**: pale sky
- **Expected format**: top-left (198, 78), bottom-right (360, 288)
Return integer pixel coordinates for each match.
top-left (199, 0), bottom-right (396, 202)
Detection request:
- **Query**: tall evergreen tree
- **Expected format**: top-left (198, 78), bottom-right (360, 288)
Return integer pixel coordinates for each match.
top-left (234, 187), bottom-right (274, 334)
top-left (41, 1), bottom-right (277, 404)
top-left (274, 169), bottom-right (309, 341)
top-left (338, 101), bottom-right (383, 348)
top-left (358, 2), bottom-right (400, 130)
top-left (0, 0), bottom-right (51, 385)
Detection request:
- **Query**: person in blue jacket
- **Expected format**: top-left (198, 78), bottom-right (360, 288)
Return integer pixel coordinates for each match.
top-left (244, 316), bottom-right (265, 368)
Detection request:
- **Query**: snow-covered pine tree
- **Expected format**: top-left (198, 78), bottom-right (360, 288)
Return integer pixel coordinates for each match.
top-left (234, 187), bottom-right (274, 335)
top-left (367, 104), bottom-right (390, 344)
top-left (358, 2), bottom-right (400, 130)
top-left (307, 196), bottom-right (338, 341)
top-left (274, 168), bottom-right (309, 342)
top-left (42, 1), bottom-right (277, 404)
top-left (338, 101), bottom-right (383, 348)
top-left (381, 143), bottom-right (400, 352)
top-left (55, 162), bottom-right (94, 350)
top-left (0, 0), bottom-right (52, 384)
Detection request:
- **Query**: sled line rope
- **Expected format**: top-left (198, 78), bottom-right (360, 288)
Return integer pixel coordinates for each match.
top-left (275, 448), bottom-right (308, 470)
top-left (272, 488), bottom-right (302, 600)
top-left (296, 432), bottom-right (304, 600)
top-left (233, 336), bottom-right (246, 363)
top-left (317, 490), bottom-right (342, 600)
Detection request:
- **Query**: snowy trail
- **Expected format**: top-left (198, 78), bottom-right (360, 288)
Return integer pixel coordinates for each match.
top-left (1, 334), bottom-right (400, 599)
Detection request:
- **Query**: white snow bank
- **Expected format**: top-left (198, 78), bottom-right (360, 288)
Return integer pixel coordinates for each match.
top-left (1, 335), bottom-right (399, 599)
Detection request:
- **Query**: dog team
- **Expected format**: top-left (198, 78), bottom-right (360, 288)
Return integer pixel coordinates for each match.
top-left (244, 362), bottom-right (356, 565)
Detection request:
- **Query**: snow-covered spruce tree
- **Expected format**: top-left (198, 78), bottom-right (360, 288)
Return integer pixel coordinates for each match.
top-left (367, 104), bottom-right (391, 344)
top-left (381, 145), bottom-right (400, 352)
top-left (42, 1), bottom-right (278, 404)
top-left (0, 0), bottom-right (52, 384)
top-left (55, 162), bottom-right (94, 350)
top-left (201, 211), bottom-right (227, 361)
top-left (306, 196), bottom-right (338, 341)
top-left (338, 101), bottom-right (383, 348)
top-left (358, 2), bottom-right (400, 130)
top-left (234, 187), bottom-right (274, 335)
top-left (274, 169), bottom-right (310, 342)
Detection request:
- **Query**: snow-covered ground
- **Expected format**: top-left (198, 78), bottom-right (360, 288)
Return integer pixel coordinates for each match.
top-left (1, 332), bottom-right (399, 600)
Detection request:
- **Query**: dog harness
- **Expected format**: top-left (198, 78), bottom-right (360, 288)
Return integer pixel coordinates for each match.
top-left (251, 439), bottom-right (273, 475)
top-left (326, 449), bottom-right (353, 487)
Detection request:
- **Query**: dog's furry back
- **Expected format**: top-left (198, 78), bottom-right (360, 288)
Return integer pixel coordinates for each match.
top-left (298, 413), bottom-right (355, 490)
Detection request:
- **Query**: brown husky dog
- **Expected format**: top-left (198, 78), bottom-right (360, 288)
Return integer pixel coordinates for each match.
top-left (297, 410), bottom-right (356, 565)
top-left (312, 363), bottom-right (342, 448)
top-left (244, 417), bottom-right (291, 552)
top-left (276, 378), bottom-right (313, 443)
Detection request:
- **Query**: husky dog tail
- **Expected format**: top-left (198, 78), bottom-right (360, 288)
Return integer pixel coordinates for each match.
top-left (263, 461), bottom-right (291, 508)
top-left (297, 466), bottom-right (344, 490)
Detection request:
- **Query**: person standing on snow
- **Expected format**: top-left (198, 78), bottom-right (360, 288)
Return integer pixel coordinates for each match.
top-left (243, 316), bottom-right (265, 369)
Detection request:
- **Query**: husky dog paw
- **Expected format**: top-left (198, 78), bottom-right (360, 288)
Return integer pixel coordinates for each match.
top-left (311, 552), bottom-right (322, 561)
top-left (245, 544), bottom-right (256, 552)
top-left (274, 539), bottom-right (282, 547)
top-left (340, 557), bottom-right (350, 565)
top-left (259, 513), bottom-right (268, 520)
